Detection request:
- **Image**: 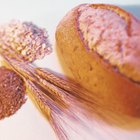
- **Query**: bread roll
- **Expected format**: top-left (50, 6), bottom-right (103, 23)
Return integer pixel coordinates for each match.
top-left (0, 67), bottom-right (26, 119)
top-left (55, 4), bottom-right (140, 117)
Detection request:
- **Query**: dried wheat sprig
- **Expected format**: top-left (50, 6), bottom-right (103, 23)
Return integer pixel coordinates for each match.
top-left (0, 20), bottom-right (121, 140)
top-left (0, 20), bottom-right (52, 63)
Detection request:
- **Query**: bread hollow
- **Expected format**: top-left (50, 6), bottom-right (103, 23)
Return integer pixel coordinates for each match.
top-left (55, 4), bottom-right (140, 117)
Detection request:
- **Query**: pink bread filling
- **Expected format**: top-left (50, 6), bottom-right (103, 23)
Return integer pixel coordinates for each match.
top-left (78, 5), bottom-right (140, 82)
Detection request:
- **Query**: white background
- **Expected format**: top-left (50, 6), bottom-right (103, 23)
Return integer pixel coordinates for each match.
top-left (0, 0), bottom-right (140, 140)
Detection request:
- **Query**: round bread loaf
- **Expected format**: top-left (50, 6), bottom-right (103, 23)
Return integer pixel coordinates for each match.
top-left (56, 4), bottom-right (140, 117)
top-left (0, 67), bottom-right (26, 119)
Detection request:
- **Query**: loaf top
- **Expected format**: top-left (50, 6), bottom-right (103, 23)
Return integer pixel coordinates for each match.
top-left (77, 4), bottom-right (140, 83)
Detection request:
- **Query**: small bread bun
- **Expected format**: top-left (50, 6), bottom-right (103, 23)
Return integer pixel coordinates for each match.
top-left (0, 67), bottom-right (26, 119)
top-left (56, 4), bottom-right (140, 117)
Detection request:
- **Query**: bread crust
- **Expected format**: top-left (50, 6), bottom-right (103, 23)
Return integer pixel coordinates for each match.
top-left (56, 4), bottom-right (140, 116)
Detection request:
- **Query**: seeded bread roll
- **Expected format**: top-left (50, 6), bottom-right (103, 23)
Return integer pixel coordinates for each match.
top-left (0, 67), bottom-right (26, 119)
top-left (56, 4), bottom-right (140, 117)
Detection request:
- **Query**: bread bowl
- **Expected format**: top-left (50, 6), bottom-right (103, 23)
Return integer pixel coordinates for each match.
top-left (55, 4), bottom-right (140, 117)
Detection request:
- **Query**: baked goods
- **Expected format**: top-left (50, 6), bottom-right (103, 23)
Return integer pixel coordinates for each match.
top-left (55, 4), bottom-right (140, 116)
top-left (0, 67), bottom-right (26, 119)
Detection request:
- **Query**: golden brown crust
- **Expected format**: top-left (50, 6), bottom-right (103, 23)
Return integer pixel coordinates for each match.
top-left (56, 4), bottom-right (140, 116)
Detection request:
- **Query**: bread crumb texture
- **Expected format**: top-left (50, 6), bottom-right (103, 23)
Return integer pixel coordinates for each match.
top-left (78, 4), bottom-right (140, 82)
top-left (0, 67), bottom-right (26, 119)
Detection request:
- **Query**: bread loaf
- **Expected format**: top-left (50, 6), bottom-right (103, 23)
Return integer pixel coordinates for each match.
top-left (56, 4), bottom-right (140, 117)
